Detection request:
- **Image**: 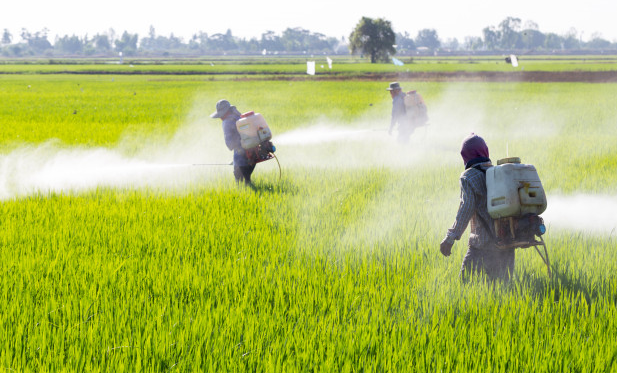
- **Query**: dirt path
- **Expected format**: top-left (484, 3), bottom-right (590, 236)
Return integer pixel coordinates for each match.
top-left (149, 70), bottom-right (617, 83)
top-left (274, 71), bottom-right (617, 83)
top-left (381, 71), bottom-right (617, 83)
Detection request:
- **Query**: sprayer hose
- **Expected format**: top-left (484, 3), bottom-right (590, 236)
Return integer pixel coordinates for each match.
top-left (272, 153), bottom-right (282, 181)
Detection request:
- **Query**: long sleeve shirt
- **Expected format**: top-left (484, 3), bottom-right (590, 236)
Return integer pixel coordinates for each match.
top-left (390, 92), bottom-right (407, 129)
top-left (445, 162), bottom-right (497, 250)
top-left (222, 113), bottom-right (251, 167)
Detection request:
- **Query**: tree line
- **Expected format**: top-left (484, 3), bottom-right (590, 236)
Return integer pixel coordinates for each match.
top-left (1, 16), bottom-right (615, 58)
top-left (0, 27), bottom-right (343, 57)
top-left (349, 16), bottom-right (616, 63)
top-left (388, 17), bottom-right (615, 55)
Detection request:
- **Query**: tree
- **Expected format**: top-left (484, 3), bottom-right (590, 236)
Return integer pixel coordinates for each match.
top-left (482, 26), bottom-right (500, 50)
top-left (207, 29), bottom-right (237, 52)
top-left (587, 33), bottom-right (611, 50)
top-left (395, 32), bottom-right (416, 53)
top-left (349, 17), bottom-right (395, 63)
top-left (20, 28), bottom-right (52, 53)
top-left (189, 31), bottom-right (208, 52)
top-left (2, 29), bottom-right (12, 45)
top-left (141, 27), bottom-right (184, 54)
top-left (238, 37), bottom-right (261, 53)
top-left (443, 38), bottom-right (460, 50)
top-left (280, 27), bottom-right (336, 53)
top-left (6, 44), bottom-right (23, 56)
top-left (92, 34), bottom-right (111, 52)
top-left (281, 27), bottom-right (309, 52)
top-left (55, 35), bottom-right (84, 54)
top-left (415, 29), bottom-right (441, 50)
top-left (464, 36), bottom-right (483, 51)
top-left (544, 33), bottom-right (563, 50)
top-left (140, 25), bottom-right (157, 50)
top-left (498, 17), bottom-right (521, 49)
top-left (562, 28), bottom-right (580, 50)
top-left (108, 28), bottom-right (116, 46)
top-left (260, 31), bottom-right (283, 52)
top-left (520, 29), bottom-right (545, 50)
top-left (114, 31), bottom-right (138, 55)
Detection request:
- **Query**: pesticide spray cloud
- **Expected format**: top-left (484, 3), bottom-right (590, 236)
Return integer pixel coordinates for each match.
top-left (276, 126), bottom-right (376, 146)
top-left (274, 120), bottom-right (463, 170)
top-left (0, 83), bottom-right (590, 205)
top-left (0, 104), bottom-right (232, 200)
top-left (273, 82), bottom-right (564, 171)
top-left (0, 84), bottom-right (554, 198)
top-left (542, 194), bottom-right (617, 235)
top-left (0, 144), bottom-right (184, 198)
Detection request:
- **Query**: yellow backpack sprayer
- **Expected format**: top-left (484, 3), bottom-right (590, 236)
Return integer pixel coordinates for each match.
top-left (484, 157), bottom-right (550, 276)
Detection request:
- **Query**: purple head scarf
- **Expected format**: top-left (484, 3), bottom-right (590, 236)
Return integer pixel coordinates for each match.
top-left (460, 133), bottom-right (490, 168)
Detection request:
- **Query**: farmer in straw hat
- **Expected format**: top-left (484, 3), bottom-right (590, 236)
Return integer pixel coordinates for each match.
top-left (211, 99), bottom-right (255, 186)
top-left (387, 82), bottom-right (414, 144)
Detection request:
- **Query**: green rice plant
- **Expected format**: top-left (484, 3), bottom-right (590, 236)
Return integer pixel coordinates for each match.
top-left (0, 69), bottom-right (616, 371)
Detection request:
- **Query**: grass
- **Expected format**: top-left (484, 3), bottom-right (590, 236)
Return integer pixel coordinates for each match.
top-left (1, 54), bottom-right (617, 75)
top-left (1, 64), bottom-right (617, 371)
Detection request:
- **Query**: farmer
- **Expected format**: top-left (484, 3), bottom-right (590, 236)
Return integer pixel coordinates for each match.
top-left (210, 99), bottom-right (255, 186)
top-left (386, 82), bottom-right (412, 144)
top-left (439, 133), bottom-right (515, 281)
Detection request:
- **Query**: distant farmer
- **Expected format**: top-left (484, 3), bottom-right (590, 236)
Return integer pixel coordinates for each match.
top-left (387, 82), bottom-right (428, 144)
top-left (211, 99), bottom-right (255, 186)
top-left (439, 133), bottom-right (515, 282)
top-left (387, 82), bottom-right (409, 143)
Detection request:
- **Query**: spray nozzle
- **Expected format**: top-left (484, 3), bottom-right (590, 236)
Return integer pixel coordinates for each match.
top-left (538, 224), bottom-right (546, 235)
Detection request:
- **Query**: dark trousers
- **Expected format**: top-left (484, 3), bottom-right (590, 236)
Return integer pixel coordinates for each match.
top-left (460, 247), bottom-right (515, 282)
top-left (234, 165), bottom-right (255, 185)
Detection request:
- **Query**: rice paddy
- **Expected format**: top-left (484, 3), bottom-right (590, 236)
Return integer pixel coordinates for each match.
top-left (1, 59), bottom-right (616, 371)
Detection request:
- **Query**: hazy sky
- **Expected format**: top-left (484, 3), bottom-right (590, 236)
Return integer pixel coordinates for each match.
top-left (2, 0), bottom-right (616, 43)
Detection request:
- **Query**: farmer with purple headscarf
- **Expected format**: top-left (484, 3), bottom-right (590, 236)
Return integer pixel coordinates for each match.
top-left (440, 133), bottom-right (515, 281)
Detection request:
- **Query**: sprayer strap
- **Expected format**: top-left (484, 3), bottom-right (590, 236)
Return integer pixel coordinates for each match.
top-left (469, 165), bottom-right (500, 244)
top-left (471, 164), bottom-right (486, 174)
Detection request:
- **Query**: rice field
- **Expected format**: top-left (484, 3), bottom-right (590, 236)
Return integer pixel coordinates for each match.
top-left (1, 54), bottom-right (617, 75)
top-left (1, 62), bottom-right (617, 372)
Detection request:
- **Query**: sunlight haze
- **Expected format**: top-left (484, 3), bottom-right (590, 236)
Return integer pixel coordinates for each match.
top-left (2, 0), bottom-right (616, 43)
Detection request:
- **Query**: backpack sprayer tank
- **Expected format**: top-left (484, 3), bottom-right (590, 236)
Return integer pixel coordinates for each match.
top-left (486, 157), bottom-right (548, 250)
top-left (403, 90), bottom-right (429, 128)
top-left (236, 111), bottom-right (276, 164)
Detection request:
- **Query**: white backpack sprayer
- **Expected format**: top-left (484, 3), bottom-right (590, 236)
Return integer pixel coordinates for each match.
top-left (235, 111), bottom-right (281, 177)
top-left (484, 157), bottom-right (551, 276)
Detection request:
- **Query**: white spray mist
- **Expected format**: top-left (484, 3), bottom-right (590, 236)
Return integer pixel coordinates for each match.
top-left (0, 104), bottom-right (232, 200)
top-left (542, 194), bottom-right (617, 235)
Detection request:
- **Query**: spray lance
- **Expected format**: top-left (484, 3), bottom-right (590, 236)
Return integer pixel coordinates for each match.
top-left (192, 161), bottom-right (233, 166)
